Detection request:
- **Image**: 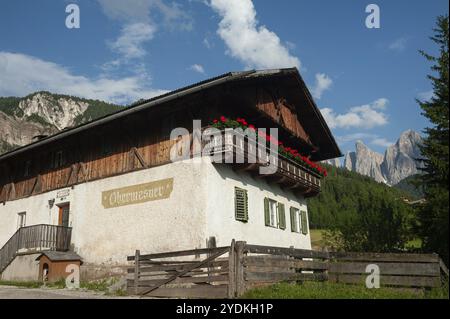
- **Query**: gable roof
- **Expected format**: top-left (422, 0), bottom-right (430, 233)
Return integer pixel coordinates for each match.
top-left (0, 68), bottom-right (341, 162)
top-left (36, 251), bottom-right (83, 263)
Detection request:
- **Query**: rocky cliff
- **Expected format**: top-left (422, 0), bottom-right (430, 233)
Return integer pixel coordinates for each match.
top-left (0, 92), bottom-right (123, 154)
top-left (343, 130), bottom-right (423, 185)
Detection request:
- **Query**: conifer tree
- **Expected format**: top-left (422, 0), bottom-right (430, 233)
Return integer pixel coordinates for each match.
top-left (417, 15), bottom-right (449, 265)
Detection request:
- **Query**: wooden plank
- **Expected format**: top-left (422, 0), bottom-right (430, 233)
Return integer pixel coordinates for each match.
top-left (140, 247), bottom-right (229, 296)
top-left (439, 258), bottom-right (449, 277)
top-left (129, 275), bottom-right (229, 286)
top-left (235, 241), bottom-right (246, 297)
top-left (244, 256), bottom-right (329, 270)
top-left (245, 244), bottom-right (329, 260)
top-left (328, 274), bottom-right (441, 288)
top-left (245, 271), bottom-right (328, 283)
top-left (134, 250), bottom-right (140, 295)
top-left (138, 260), bottom-right (204, 265)
top-left (330, 252), bottom-right (440, 263)
top-left (130, 285), bottom-right (228, 299)
top-left (128, 260), bottom-right (228, 273)
top-left (228, 239), bottom-right (236, 299)
top-left (128, 246), bottom-right (230, 261)
top-left (329, 262), bottom-right (440, 277)
top-left (129, 268), bottom-right (229, 280)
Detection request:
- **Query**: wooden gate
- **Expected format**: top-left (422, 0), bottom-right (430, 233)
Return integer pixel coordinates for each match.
top-left (127, 245), bottom-right (231, 298)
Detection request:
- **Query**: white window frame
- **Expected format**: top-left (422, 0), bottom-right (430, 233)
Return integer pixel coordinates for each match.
top-left (268, 199), bottom-right (278, 228)
top-left (17, 212), bottom-right (26, 229)
top-left (292, 207), bottom-right (301, 233)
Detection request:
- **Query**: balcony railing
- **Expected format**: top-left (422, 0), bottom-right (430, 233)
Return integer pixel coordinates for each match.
top-left (0, 224), bottom-right (72, 273)
top-left (202, 129), bottom-right (322, 197)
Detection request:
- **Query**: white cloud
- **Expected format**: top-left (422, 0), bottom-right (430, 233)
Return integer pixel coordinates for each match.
top-left (209, 0), bottom-right (300, 69)
top-left (189, 64), bottom-right (205, 74)
top-left (337, 133), bottom-right (393, 148)
top-left (0, 52), bottom-right (167, 105)
top-left (417, 90), bottom-right (435, 102)
top-left (109, 22), bottom-right (156, 60)
top-left (98, 0), bottom-right (190, 26)
top-left (311, 73), bottom-right (333, 99)
top-left (203, 37), bottom-right (213, 49)
top-left (388, 37), bottom-right (409, 52)
top-left (321, 98), bottom-right (389, 129)
top-left (372, 98), bottom-right (388, 110)
top-left (371, 138), bottom-right (394, 148)
top-left (98, 0), bottom-right (191, 64)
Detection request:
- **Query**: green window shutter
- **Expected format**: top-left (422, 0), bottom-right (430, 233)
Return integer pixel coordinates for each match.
top-left (278, 203), bottom-right (286, 230)
top-left (290, 207), bottom-right (296, 232)
top-left (264, 197), bottom-right (270, 226)
top-left (301, 211), bottom-right (309, 235)
top-left (234, 187), bottom-right (248, 222)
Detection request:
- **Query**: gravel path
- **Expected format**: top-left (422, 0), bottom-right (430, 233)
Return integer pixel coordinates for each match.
top-left (0, 285), bottom-right (139, 299)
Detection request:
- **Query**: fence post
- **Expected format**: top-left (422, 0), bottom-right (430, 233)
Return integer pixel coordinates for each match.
top-left (134, 250), bottom-right (140, 295)
top-left (322, 246), bottom-right (329, 282)
top-left (228, 239), bottom-right (236, 299)
top-left (235, 241), bottom-right (246, 297)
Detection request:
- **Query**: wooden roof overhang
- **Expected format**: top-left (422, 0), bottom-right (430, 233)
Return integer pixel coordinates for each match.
top-left (0, 68), bottom-right (342, 165)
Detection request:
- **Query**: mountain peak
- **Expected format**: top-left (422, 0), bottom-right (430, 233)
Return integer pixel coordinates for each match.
top-left (344, 130), bottom-right (423, 185)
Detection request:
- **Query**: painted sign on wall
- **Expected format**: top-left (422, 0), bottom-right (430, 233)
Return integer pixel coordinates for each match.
top-left (102, 178), bottom-right (174, 209)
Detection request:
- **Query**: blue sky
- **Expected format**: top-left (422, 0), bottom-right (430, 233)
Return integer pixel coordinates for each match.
top-left (0, 0), bottom-right (448, 156)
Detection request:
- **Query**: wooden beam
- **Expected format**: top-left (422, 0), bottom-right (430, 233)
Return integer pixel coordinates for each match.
top-left (79, 162), bottom-right (89, 182)
top-left (7, 182), bottom-right (16, 201)
top-left (65, 164), bottom-right (77, 186)
top-left (132, 147), bottom-right (149, 168)
top-left (29, 175), bottom-right (40, 196)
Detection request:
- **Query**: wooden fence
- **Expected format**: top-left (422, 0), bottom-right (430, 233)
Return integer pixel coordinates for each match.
top-left (328, 252), bottom-right (444, 288)
top-left (127, 240), bottom-right (448, 298)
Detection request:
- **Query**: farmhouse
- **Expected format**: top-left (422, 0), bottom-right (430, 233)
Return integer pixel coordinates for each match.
top-left (0, 68), bottom-right (341, 280)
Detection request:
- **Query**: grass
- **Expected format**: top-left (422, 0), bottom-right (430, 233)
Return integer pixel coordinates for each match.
top-left (0, 280), bottom-right (42, 289)
top-left (80, 278), bottom-right (114, 292)
top-left (310, 229), bottom-right (325, 250)
top-left (0, 277), bottom-right (126, 296)
top-left (241, 282), bottom-right (449, 299)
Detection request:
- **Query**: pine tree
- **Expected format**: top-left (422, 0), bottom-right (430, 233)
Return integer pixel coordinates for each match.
top-left (417, 15), bottom-right (449, 265)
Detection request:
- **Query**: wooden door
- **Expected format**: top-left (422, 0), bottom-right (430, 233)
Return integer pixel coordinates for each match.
top-left (58, 204), bottom-right (70, 227)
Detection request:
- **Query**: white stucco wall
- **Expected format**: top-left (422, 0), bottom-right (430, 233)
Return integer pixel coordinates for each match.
top-left (204, 163), bottom-right (312, 249)
top-left (0, 158), bottom-right (311, 268)
top-left (0, 160), bottom-right (209, 266)
top-left (1, 253), bottom-right (40, 281)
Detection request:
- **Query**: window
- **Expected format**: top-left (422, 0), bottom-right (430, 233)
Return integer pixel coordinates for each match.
top-left (269, 199), bottom-right (277, 227)
top-left (290, 207), bottom-right (300, 233)
top-left (264, 198), bottom-right (286, 229)
top-left (290, 208), bottom-right (309, 235)
top-left (300, 210), bottom-right (309, 235)
top-left (17, 212), bottom-right (26, 229)
top-left (53, 151), bottom-right (64, 168)
top-left (24, 160), bottom-right (32, 177)
top-left (234, 187), bottom-right (248, 222)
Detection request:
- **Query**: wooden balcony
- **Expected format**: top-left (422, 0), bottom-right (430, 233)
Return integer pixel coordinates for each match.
top-left (202, 129), bottom-right (322, 197)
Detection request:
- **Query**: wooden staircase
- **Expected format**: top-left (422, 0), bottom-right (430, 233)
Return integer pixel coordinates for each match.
top-left (0, 224), bottom-right (72, 274)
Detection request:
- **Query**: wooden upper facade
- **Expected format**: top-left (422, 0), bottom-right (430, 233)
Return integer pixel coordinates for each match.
top-left (0, 68), bottom-right (341, 203)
